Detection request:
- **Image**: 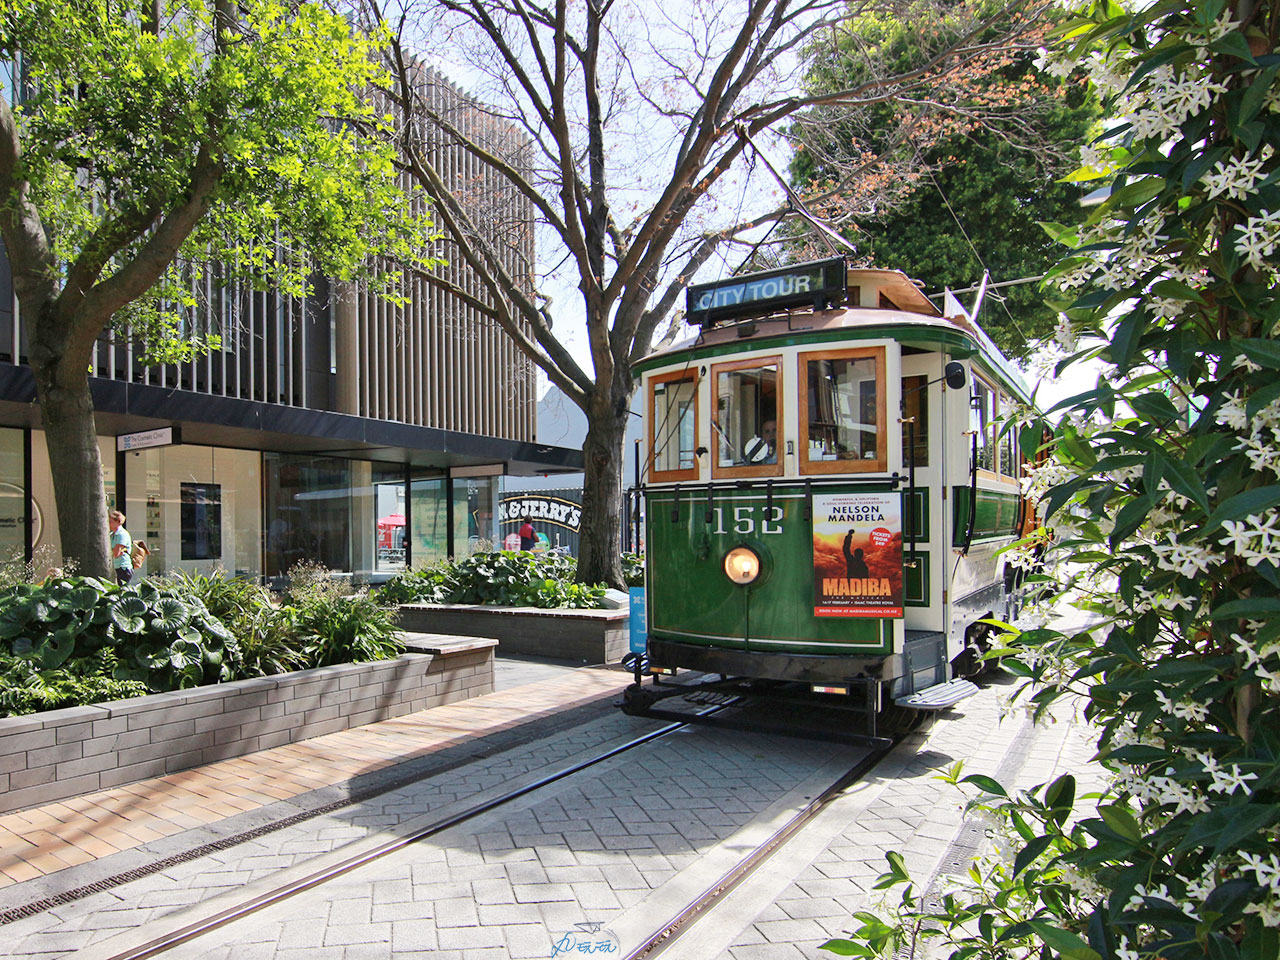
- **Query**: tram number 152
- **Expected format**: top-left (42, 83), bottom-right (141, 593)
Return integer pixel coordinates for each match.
top-left (708, 505), bottom-right (785, 536)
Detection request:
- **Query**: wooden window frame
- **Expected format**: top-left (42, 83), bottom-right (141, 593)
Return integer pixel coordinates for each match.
top-left (797, 345), bottom-right (887, 475)
top-left (648, 369), bottom-right (701, 483)
top-left (710, 355), bottom-right (784, 480)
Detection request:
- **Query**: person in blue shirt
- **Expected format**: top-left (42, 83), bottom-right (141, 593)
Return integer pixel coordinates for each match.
top-left (108, 510), bottom-right (134, 586)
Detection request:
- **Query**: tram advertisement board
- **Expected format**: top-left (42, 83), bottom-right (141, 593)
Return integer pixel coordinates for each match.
top-left (811, 491), bottom-right (903, 618)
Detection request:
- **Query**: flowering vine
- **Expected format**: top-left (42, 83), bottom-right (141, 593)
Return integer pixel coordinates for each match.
top-left (822, 1), bottom-right (1280, 958)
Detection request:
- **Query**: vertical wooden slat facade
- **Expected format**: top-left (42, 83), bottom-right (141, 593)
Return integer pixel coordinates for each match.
top-left (16, 68), bottom-right (538, 446)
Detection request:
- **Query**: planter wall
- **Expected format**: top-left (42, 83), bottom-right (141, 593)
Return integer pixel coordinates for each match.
top-left (396, 604), bottom-right (629, 664)
top-left (0, 635), bottom-right (496, 815)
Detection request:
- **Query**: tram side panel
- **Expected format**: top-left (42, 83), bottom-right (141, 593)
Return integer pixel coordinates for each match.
top-left (644, 487), bottom-right (900, 686)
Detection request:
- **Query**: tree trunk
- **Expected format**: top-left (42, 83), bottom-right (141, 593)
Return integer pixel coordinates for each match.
top-left (576, 389), bottom-right (630, 589)
top-left (30, 317), bottom-right (111, 579)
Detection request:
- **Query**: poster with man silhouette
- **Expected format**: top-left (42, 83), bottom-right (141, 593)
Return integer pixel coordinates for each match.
top-left (811, 491), bottom-right (903, 617)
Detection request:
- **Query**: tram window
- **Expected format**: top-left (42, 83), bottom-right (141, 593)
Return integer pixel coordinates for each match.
top-left (651, 375), bottom-right (698, 478)
top-left (972, 377), bottom-right (996, 472)
top-left (713, 361), bottom-right (779, 471)
top-left (801, 348), bottom-right (884, 472)
top-left (998, 394), bottom-right (1016, 476)
top-left (901, 375), bottom-right (929, 467)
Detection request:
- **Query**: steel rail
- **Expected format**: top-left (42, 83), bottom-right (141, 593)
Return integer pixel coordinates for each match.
top-left (101, 710), bottom-right (720, 960)
top-left (622, 738), bottom-right (897, 960)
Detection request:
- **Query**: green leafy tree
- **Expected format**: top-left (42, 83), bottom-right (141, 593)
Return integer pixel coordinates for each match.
top-left (0, 0), bottom-right (431, 576)
top-left (791, 5), bottom-right (1099, 358)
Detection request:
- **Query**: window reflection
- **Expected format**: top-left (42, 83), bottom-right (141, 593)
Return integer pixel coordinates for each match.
top-left (805, 355), bottom-right (878, 463)
top-left (901, 375), bottom-right (929, 467)
top-left (714, 363), bottom-right (778, 468)
top-left (652, 377), bottom-right (697, 476)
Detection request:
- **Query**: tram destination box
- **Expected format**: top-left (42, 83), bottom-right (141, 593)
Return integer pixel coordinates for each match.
top-left (685, 257), bottom-right (847, 328)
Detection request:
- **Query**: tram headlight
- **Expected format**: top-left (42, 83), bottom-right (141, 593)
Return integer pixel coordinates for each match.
top-left (723, 545), bottom-right (762, 585)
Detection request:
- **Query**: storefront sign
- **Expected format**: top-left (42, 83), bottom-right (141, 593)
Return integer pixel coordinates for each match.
top-left (117, 426), bottom-right (180, 452)
top-left (811, 490), bottom-right (903, 618)
top-left (498, 495), bottom-right (582, 531)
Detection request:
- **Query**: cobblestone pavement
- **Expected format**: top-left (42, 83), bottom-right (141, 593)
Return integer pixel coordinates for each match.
top-left (0, 630), bottom-right (1107, 960)
top-left (0, 696), bottom-right (668, 957)
top-left (82, 720), bottom-right (867, 960)
top-left (659, 679), bottom-right (1101, 960)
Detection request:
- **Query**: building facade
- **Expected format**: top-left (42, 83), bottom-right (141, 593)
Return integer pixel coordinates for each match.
top-left (0, 70), bottom-right (580, 582)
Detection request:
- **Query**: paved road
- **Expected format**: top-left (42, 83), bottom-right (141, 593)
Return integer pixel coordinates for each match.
top-left (0, 662), bottom-right (1101, 960)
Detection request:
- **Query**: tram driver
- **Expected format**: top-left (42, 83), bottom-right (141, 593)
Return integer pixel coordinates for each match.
top-left (743, 419), bottom-right (777, 464)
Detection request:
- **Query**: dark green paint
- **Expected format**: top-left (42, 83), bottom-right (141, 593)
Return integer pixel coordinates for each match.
top-left (636, 325), bottom-right (973, 371)
top-left (904, 552), bottom-right (930, 606)
top-left (645, 489), bottom-right (893, 654)
top-left (951, 487), bottom-right (1022, 545)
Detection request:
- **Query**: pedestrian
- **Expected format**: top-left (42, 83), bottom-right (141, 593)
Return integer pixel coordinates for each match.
top-left (518, 514), bottom-right (537, 551)
top-left (108, 510), bottom-right (133, 586)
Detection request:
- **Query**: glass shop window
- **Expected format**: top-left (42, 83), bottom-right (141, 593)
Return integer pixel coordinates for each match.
top-left (713, 360), bottom-right (780, 475)
top-left (650, 375), bottom-right (698, 479)
top-left (802, 348), bottom-right (884, 472)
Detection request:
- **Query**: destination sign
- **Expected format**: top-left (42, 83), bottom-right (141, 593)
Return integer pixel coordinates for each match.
top-left (685, 257), bottom-right (847, 327)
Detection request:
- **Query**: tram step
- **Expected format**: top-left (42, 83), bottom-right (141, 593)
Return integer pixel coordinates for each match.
top-left (894, 678), bottom-right (980, 710)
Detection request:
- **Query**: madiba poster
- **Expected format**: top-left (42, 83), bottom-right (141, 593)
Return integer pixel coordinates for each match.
top-left (812, 491), bottom-right (903, 618)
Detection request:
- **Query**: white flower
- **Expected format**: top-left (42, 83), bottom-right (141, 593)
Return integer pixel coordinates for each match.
top-left (1208, 765), bottom-right (1257, 796)
top-left (1240, 852), bottom-right (1280, 893)
top-left (1201, 146), bottom-right (1273, 201)
top-left (1234, 210), bottom-right (1280, 270)
top-left (1245, 898), bottom-right (1280, 927)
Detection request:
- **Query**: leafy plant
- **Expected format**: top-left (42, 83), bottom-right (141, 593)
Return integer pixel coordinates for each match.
top-left (378, 551), bottom-right (609, 609)
top-left (0, 647), bottom-right (147, 716)
top-left (290, 592), bottom-right (403, 669)
top-left (0, 576), bottom-right (242, 698)
top-left (822, 4), bottom-right (1280, 959)
top-left (163, 569), bottom-right (304, 678)
top-left (377, 564), bottom-right (453, 606)
top-left (621, 553), bottom-right (645, 588)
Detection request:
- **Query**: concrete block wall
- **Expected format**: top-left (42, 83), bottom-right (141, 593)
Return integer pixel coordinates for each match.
top-left (0, 638), bottom-right (496, 815)
top-left (396, 605), bottom-right (628, 663)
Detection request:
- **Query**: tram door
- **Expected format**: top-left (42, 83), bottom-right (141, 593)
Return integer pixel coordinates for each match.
top-left (899, 353), bottom-right (946, 635)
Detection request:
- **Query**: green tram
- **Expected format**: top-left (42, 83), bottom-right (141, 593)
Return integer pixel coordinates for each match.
top-left (624, 257), bottom-right (1035, 728)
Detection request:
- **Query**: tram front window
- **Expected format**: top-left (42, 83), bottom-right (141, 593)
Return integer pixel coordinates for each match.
top-left (652, 376), bottom-right (698, 477)
top-left (805, 354), bottom-right (879, 464)
top-left (714, 363), bottom-right (779, 468)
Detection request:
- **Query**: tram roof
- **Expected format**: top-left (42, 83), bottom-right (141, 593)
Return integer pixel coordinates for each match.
top-left (636, 266), bottom-right (1031, 403)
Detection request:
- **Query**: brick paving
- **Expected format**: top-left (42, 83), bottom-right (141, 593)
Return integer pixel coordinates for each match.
top-left (0, 665), bottom-right (630, 890)
top-left (0, 616), bottom-right (1108, 960)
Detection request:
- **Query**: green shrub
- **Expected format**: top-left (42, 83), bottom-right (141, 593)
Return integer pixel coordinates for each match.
top-left (163, 569), bottom-right (304, 678)
top-left (621, 553), bottom-right (644, 588)
top-left (447, 551), bottom-right (606, 608)
top-left (0, 576), bottom-right (241, 697)
top-left (378, 551), bottom-right (607, 609)
top-left (0, 647), bottom-right (147, 716)
top-left (377, 564), bottom-right (452, 605)
top-left (290, 592), bottom-right (403, 668)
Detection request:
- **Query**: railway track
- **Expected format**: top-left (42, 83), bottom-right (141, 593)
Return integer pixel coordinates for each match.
top-left (11, 692), bottom-right (899, 960)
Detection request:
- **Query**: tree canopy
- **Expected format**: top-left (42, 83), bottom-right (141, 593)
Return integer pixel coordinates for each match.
top-left (791, 4), bottom-right (1099, 358)
top-left (0, 0), bottom-right (431, 574)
